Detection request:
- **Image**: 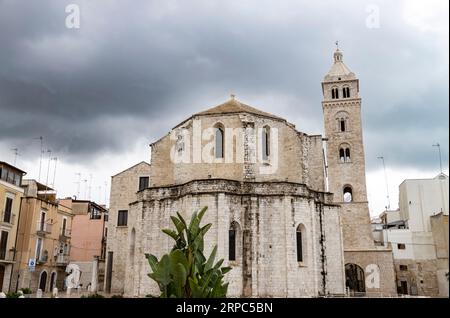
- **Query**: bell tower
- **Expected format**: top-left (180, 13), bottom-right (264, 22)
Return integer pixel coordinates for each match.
top-left (322, 47), bottom-right (374, 249)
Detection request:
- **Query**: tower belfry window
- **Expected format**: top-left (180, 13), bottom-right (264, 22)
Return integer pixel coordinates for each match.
top-left (343, 186), bottom-right (353, 203)
top-left (340, 119), bottom-right (346, 132)
top-left (331, 88), bottom-right (339, 99)
top-left (339, 146), bottom-right (351, 163)
top-left (343, 87), bottom-right (350, 98)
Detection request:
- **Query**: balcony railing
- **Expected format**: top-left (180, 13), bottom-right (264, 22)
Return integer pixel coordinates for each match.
top-left (36, 221), bottom-right (52, 235)
top-left (36, 253), bottom-right (48, 264)
top-left (60, 228), bottom-right (71, 237)
top-left (0, 211), bottom-right (15, 226)
top-left (55, 254), bottom-right (69, 265)
top-left (0, 249), bottom-right (15, 262)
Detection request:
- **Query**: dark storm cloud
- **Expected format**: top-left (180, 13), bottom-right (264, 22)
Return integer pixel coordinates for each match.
top-left (0, 0), bottom-right (448, 170)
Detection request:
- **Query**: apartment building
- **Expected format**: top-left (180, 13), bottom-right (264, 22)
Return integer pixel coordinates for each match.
top-left (0, 161), bottom-right (26, 292)
top-left (11, 180), bottom-right (74, 293)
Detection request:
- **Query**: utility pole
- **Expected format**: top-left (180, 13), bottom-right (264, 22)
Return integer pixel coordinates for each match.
top-left (432, 143), bottom-right (443, 174)
top-left (377, 156), bottom-right (390, 210)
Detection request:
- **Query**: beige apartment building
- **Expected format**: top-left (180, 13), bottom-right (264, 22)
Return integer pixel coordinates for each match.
top-left (11, 180), bottom-right (74, 293)
top-left (0, 161), bottom-right (26, 292)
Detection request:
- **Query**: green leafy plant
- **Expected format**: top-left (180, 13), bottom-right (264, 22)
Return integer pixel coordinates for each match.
top-left (6, 291), bottom-right (20, 298)
top-left (145, 206), bottom-right (231, 298)
top-left (111, 294), bottom-right (123, 298)
top-left (80, 293), bottom-right (105, 298)
top-left (19, 288), bottom-right (32, 294)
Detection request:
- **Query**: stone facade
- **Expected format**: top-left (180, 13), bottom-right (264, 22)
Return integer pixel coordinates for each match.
top-left (106, 48), bottom-right (398, 297)
top-left (105, 161), bottom-right (151, 294)
top-left (122, 180), bottom-right (345, 297)
top-left (322, 49), bottom-right (396, 296)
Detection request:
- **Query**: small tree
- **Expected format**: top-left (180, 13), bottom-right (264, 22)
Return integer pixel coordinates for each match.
top-left (145, 207), bottom-right (231, 298)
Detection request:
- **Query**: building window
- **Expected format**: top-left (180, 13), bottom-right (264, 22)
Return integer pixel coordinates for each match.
top-left (229, 225), bottom-right (236, 261)
top-left (39, 211), bottom-right (46, 231)
top-left (296, 225), bottom-right (304, 262)
top-left (343, 186), bottom-right (353, 203)
top-left (397, 243), bottom-right (406, 250)
top-left (340, 119), bottom-right (346, 132)
top-left (343, 86), bottom-right (350, 98)
top-left (331, 87), bottom-right (339, 99)
top-left (215, 126), bottom-right (224, 159)
top-left (90, 207), bottom-right (101, 220)
top-left (0, 231), bottom-right (8, 260)
top-left (36, 237), bottom-right (43, 260)
top-left (399, 265), bottom-right (408, 271)
top-left (339, 145), bottom-right (351, 163)
top-left (262, 126), bottom-right (270, 160)
top-left (118, 210), bottom-right (128, 226)
top-left (61, 217), bottom-right (67, 236)
top-left (139, 176), bottom-right (149, 191)
top-left (3, 197), bottom-right (13, 223)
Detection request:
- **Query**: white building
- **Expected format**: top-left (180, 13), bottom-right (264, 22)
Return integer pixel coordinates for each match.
top-left (374, 173), bottom-right (449, 297)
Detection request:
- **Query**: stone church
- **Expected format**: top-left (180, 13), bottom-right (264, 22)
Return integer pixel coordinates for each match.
top-left (104, 48), bottom-right (396, 297)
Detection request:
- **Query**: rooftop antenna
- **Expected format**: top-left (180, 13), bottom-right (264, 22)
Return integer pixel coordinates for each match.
top-left (98, 185), bottom-right (102, 204)
top-left (51, 157), bottom-right (58, 188)
top-left (75, 173), bottom-right (81, 198)
top-left (335, 40), bottom-right (339, 50)
top-left (33, 136), bottom-right (44, 182)
top-left (432, 143), bottom-right (443, 174)
top-left (11, 148), bottom-right (20, 166)
top-left (82, 179), bottom-right (88, 199)
top-left (377, 156), bottom-right (390, 210)
top-left (104, 181), bottom-right (108, 207)
top-left (88, 174), bottom-right (93, 201)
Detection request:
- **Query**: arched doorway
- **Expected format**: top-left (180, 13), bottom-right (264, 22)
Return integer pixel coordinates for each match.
top-left (0, 265), bottom-right (5, 292)
top-left (345, 263), bottom-right (365, 294)
top-left (50, 272), bottom-right (57, 291)
top-left (39, 271), bottom-right (48, 292)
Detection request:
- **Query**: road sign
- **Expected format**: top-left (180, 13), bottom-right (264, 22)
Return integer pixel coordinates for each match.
top-left (28, 258), bottom-right (36, 272)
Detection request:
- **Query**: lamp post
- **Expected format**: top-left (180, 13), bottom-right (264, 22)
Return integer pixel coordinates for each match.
top-left (377, 156), bottom-right (390, 210)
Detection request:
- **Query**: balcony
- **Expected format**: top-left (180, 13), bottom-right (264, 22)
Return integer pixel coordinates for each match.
top-left (59, 228), bottom-right (71, 241)
top-left (0, 211), bottom-right (15, 227)
top-left (0, 249), bottom-right (15, 264)
top-left (36, 221), bottom-right (52, 236)
top-left (36, 253), bottom-right (48, 264)
top-left (55, 254), bottom-right (69, 266)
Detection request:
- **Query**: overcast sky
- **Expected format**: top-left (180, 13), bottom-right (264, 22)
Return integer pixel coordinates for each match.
top-left (0, 0), bottom-right (448, 215)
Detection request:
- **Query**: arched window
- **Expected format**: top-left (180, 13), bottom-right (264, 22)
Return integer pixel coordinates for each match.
top-left (339, 145), bottom-right (351, 163)
top-left (345, 263), bottom-right (366, 293)
top-left (229, 222), bottom-right (240, 261)
top-left (340, 119), bottom-right (346, 132)
top-left (215, 126), bottom-right (224, 159)
top-left (339, 148), bottom-right (345, 162)
top-left (345, 148), bottom-right (351, 161)
top-left (296, 224), bottom-right (306, 263)
top-left (262, 126), bottom-right (270, 160)
top-left (335, 111), bottom-right (349, 133)
top-left (343, 186), bottom-right (353, 203)
top-left (343, 86), bottom-right (350, 98)
top-left (331, 87), bottom-right (339, 99)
